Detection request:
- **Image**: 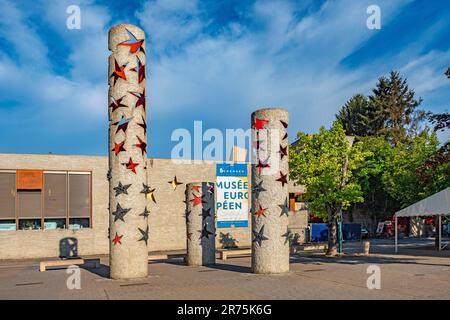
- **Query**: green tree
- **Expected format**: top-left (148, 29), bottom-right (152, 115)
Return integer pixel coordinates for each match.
top-left (381, 131), bottom-right (445, 207)
top-left (290, 122), bottom-right (370, 256)
top-left (369, 71), bottom-right (424, 144)
top-left (336, 94), bottom-right (384, 137)
top-left (352, 136), bottom-right (399, 227)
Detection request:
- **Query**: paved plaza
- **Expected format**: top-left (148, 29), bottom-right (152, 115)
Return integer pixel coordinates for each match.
top-left (0, 239), bottom-right (449, 300)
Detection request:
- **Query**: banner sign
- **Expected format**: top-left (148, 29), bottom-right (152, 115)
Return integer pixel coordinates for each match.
top-left (216, 163), bottom-right (249, 228)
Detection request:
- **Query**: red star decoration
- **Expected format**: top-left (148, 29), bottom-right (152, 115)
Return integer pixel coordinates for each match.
top-left (135, 136), bottom-right (147, 155)
top-left (131, 56), bottom-right (146, 83)
top-left (124, 157), bottom-right (139, 174)
top-left (112, 233), bottom-right (123, 245)
top-left (280, 120), bottom-right (288, 129)
top-left (129, 90), bottom-right (146, 110)
top-left (109, 96), bottom-right (127, 113)
top-left (118, 29), bottom-right (145, 54)
top-left (256, 158), bottom-right (270, 174)
top-left (253, 118), bottom-right (269, 130)
top-left (254, 205), bottom-right (267, 218)
top-left (276, 171), bottom-right (288, 187)
top-left (279, 145), bottom-right (288, 159)
top-left (137, 115), bottom-right (147, 135)
top-left (190, 194), bottom-right (205, 207)
top-left (112, 140), bottom-right (126, 156)
top-left (110, 59), bottom-right (127, 86)
top-left (191, 185), bottom-right (201, 193)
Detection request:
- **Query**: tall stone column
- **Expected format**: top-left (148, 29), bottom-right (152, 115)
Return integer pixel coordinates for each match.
top-left (108, 24), bottom-right (148, 279)
top-left (185, 182), bottom-right (216, 266)
top-left (251, 108), bottom-right (290, 274)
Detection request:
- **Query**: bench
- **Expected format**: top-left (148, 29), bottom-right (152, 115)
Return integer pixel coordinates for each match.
top-left (218, 248), bottom-right (252, 260)
top-left (148, 253), bottom-right (186, 261)
top-left (39, 258), bottom-right (100, 272)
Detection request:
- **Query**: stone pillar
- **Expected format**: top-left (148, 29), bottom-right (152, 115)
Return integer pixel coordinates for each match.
top-left (108, 24), bottom-right (148, 279)
top-left (185, 182), bottom-right (216, 266)
top-left (251, 108), bottom-right (290, 274)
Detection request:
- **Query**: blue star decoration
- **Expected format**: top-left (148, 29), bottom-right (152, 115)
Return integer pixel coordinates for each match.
top-left (112, 114), bottom-right (133, 134)
top-left (112, 203), bottom-right (131, 222)
top-left (138, 225), bottom-right (149, 245)
top-left (279, 197), bottom-right (289, 217)
top-left (281, 227), bottom-right (292, 245)
top-left (140, 206), bottom-right (150, 219)
top-left (252, 225), bottom-right (269, 246)
top-left (113, 181), bottom-right (131, 197)
top-left (252, 180), bottom-right (266, 198)
top-left (199, 223), bottom-right (214, 240)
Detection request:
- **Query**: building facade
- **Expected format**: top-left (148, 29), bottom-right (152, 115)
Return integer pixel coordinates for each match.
top-left (0, 153), bottom-right (307, 260)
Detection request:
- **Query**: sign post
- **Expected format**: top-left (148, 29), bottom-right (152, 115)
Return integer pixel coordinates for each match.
top-left (216, 163), bottom-right (249, 228)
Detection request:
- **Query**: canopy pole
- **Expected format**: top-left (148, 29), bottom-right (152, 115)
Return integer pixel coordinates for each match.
top-left (438, 215), bottom-right (442, 251)
top-left (395, 215), bottom-right (398, 253)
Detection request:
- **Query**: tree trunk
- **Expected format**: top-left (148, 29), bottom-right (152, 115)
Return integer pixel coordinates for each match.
top-left (326, 207), bottom-right (338, 256)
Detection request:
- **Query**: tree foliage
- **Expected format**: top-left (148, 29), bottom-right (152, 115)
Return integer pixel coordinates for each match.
top-left (290, 122), bottom-right (370, 255)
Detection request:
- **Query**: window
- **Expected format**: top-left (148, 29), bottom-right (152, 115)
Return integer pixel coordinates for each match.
top-left (0, 172), bottom-right (16, 231)
top-left (68, 172), bottom-right (91, 228)
top-left (0, 170), bottom-right (92, 231)
top-left (18, 190), bottom-right (42, 230)
top-left (44, 173), bottom-right (67, 229)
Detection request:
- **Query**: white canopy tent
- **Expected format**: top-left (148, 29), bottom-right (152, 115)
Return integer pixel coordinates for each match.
top-left (394, 187), bottom-right (450, 252)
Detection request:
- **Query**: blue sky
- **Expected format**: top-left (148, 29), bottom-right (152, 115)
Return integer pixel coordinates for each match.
top-left (0, 0), bottom-right (449, 159)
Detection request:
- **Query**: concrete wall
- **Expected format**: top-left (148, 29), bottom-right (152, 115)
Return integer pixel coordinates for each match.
top-left (0, 154), bottom-right (254, 259)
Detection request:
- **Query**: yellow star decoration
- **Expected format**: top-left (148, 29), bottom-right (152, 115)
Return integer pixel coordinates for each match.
top-left (146, 189), bottom-right (156, 203)
top-left (168, 176), bottom-right (183, 191)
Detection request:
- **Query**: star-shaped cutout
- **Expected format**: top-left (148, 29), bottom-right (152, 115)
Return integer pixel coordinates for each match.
top-left (135, 135), bottom-right (147, 156)
top-left (112, 203), bottom-right (131, 222)
top-left (254, 204), bottom-right (267, 218)
top-left (253, 118), bottom-right (269, 130)
top-left (140, 206), bottom-right (150, 219)
top-left (131, 56), bottom-right (146, 83)
top-left (112, 114), bottom-right (133, 134)
top-left (278, 197), bottom-right (289, 217)
top-left (112, 140), bottom-right (126, 156)
top-left (276, 171), bottom-right (288, 187)
top-left (279, 145), bottom-right (288, 160)
top-left (256, 158), bottom-right (270, 174)
top-left (190, 194), bottom-right (205, 207)
top-left (112, 233), bottom-right (123, 245)
top-left (199, 223), bottom-right (214, 240)
top-left (187, 232), bottom-right (192, 241)
top-left (207, 183), bottom-right (214, 194)
top-left (200, 207), bottom-right (212, 220)
top-left (109, 96), bottom-right (127, 113)
top-left (137, 115), bottom-right (147, 135)
top-left (280, 120), bottom-right (288, 129)
top-left (110, 59), bottom-right (127, 86)
top-left (140, 183), bottom-right (151, 194)
top-left (252, 181), bottom-right (266, 198)
top-left (282, 132), bottom-right (288, 141)
top-left (123, 157), bottom-right (139, 174)
top-left (184, 210), bottom-right (191, 220)
top-left (253, 225), bottom-right (269, 247)
top-left (168, 176), bottom-right (183, 191)
top-left (113, 181), bottom-right (131, 197)
top-left (138, 225), bottom-right (149, 245)
top-left (106, 169), bottom-right (112, 181)
top-left (446, 67), bottom-right (450, 79)
top-left (129, 90), bottom-right (146, 110)
top-left (118, 29), bottom-right (145, 55)
top-left (281, 227), bottom-right (292, 245)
